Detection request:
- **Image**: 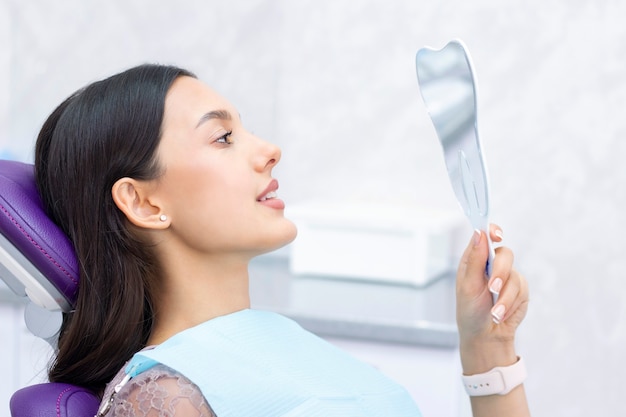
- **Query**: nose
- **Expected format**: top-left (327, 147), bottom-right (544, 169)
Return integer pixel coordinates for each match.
top-left (253, 135), bottom-right (281, 171)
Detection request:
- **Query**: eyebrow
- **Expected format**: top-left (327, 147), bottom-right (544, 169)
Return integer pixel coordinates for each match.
top-left (195, 109), bottom-right (232, 128)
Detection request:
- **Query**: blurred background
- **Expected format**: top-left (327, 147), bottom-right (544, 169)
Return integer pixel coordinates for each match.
top-left (1, 0), bottom-right (626, 415)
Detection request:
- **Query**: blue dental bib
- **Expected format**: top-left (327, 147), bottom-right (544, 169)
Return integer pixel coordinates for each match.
top-left (126, 309), bottom-right (422, 417)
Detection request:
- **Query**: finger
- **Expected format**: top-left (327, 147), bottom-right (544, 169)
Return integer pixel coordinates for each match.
top-left (489, 223), bottom-right (503, 243)
top-left (490, 282), bottom-right (518, 324)
top-left (490, 267), bottom-right (523, 324)
top-left (486, 246), bottom-right (514, 295)
top-left (501, 271), bottom-right (529, 324)
top-left (457, 230), bottom-right (490, 294)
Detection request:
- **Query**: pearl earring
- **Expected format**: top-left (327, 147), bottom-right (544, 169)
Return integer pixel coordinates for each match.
top-left (159, 214), bottom-right (168, 222)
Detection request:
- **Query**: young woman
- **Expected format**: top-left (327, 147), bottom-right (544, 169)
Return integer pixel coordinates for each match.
top-left (35, 64), bottom-right (530, 416)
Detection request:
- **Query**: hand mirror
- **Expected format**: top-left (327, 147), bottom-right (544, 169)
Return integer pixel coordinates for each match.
top-left (415, 39), bottom-right (495, 277)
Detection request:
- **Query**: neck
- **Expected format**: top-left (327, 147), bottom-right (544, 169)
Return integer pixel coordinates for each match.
top-left (148, 253), bottom-right (251, 345)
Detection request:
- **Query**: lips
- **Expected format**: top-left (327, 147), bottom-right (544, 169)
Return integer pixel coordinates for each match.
top-left (257, 179), bottom-right (285, 209)
top-left (257, 179), bottom-right (279, 201)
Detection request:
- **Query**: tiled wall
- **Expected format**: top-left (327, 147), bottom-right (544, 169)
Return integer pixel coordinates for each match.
top-left (2, 1), bottom-right (626, 416)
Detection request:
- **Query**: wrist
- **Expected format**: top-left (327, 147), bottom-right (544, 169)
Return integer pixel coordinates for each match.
top-left (460, 339), bottom-right (518, 375)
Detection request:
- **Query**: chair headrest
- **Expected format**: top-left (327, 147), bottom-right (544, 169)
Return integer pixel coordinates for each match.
top-left (0, 160), bottom-right (78, 311)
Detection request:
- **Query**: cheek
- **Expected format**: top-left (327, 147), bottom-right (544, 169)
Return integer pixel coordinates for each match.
top-left (169, 169), bottom-right (242, 216)
top-left (166, 166), bottom-right (251, 226)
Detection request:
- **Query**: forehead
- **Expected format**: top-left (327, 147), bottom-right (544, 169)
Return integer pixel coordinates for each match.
top-left (163, 76), bottom-right (234, 127)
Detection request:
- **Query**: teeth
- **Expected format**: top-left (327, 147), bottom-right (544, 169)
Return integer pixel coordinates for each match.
top-left (259, 191), bottom-right (277, 201)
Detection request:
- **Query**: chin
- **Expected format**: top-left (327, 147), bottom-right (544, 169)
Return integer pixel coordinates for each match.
top-left (259, 222), bottom-right (298, 255)
top-left (277, 221), bottom-right (298, 248)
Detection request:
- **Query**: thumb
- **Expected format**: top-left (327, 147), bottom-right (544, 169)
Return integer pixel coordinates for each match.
top-left (457, 230), bottom-right (489, 294)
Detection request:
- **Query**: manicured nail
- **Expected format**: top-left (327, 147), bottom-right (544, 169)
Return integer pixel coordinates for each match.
top-left (473, 229), bottom-right (482, 246)
top-left (491, 304), bottom-right (506, 324)
top-left (494, 229), bottom-right (503, 240)
top-left (489, 277), bottom-right (503, 295)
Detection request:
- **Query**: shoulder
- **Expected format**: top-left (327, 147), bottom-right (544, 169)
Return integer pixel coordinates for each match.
top-left (103, 363), bottom-right (216, 417)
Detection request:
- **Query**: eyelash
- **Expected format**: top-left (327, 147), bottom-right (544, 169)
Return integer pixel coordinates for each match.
top-left (215, 130), bottom-right (233, 145)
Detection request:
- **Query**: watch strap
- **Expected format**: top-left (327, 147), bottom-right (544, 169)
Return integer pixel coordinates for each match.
top-left (462, 356), bottom-right (527, 396)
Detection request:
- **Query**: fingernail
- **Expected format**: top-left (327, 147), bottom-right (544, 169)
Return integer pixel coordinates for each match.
top-left (489, 277), bottom-right (503, 295)
top-left (495, 229), bottom-right (503, 240)
top-left (491, 304), bottom-right (505, 324)
top-left (473, 229), bottom-right (482, 246)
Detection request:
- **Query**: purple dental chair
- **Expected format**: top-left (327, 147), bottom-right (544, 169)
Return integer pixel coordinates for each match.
top-left (0, 160), bottom-right (100, 416)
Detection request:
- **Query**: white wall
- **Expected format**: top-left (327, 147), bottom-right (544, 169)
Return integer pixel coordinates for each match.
top-left (2, 0), bottom-right (625, 415)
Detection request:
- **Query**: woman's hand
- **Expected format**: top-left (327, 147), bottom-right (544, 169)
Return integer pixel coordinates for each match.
top-left (456, 225), bottom-right (529, 374)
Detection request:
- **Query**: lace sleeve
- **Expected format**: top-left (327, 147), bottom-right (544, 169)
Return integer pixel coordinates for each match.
top-left (106, 364), bottom-right (216, 417)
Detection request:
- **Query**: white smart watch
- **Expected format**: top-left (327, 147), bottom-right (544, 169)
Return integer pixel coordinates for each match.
top-left (462, 356), bottom-right (527, 396)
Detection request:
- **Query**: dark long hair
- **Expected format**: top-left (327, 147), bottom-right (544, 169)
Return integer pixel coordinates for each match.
top-left (35, 64), bottom-right (195, 395)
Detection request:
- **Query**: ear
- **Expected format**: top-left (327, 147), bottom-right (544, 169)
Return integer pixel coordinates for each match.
top-left (111, 177), bottom-right (169, 229)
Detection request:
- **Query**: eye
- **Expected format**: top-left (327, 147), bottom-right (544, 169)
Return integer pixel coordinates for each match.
top-left (215, 130), bottom-right (233, 145)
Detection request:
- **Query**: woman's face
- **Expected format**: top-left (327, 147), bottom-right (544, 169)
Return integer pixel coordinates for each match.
top-left (153, 76), bottom-right (297, 259)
